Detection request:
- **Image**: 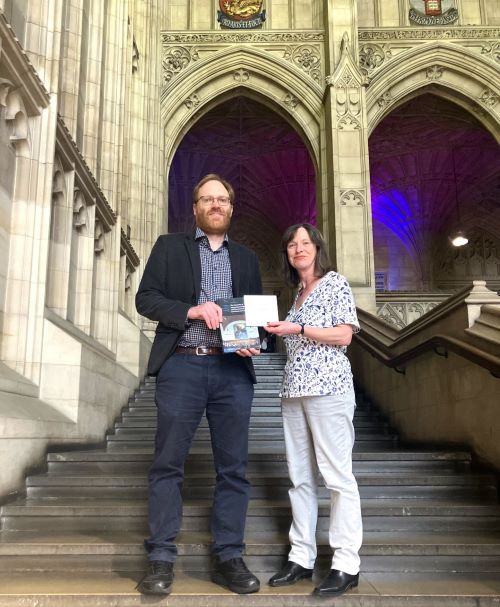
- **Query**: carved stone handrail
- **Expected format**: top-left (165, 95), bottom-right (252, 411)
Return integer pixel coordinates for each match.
top-left (357, 282), bottom-right (500, 379)
top-left (355, 330), bottom-right (500, 379)
top-left (376, 292), bottom-right (452, 329)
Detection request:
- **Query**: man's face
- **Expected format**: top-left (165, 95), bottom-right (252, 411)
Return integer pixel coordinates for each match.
top-left (193, 179), bottom-right (233, 235)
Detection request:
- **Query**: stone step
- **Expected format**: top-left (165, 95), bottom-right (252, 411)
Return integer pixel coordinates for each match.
top-left (108, 425), bottom-right (393, 438)
top-left (1, 570), bottom-right (500, 607)
top-left (122, 408), bottom-right (380, 422)
top-left (105, 437), bottom-right (399, 450)
top-left (25, 471), bottom-right (497, 500)
top-left (45, 449), bottom-right (472, 475)
top-left (1, 530), bottom-right (500, 573)
top-left (3, 498), bottom-right (500, 532)
top-left (114, 418), bottom-right (389, 431)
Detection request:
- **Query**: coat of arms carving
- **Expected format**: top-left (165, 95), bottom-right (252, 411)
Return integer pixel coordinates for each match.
top-left (409, 0), bottom-right (458, 26)
top-left (218, 0), bottom-right (266, 29)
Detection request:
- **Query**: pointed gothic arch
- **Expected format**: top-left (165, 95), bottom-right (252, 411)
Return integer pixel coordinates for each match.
top-left (366, 42), bottom-right (500, 142)
top-left (161, 46), bottom-right (323, 171)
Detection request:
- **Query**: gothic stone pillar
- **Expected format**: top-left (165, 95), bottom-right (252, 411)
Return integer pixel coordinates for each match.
top-left (322, 1), bottom-right (375, 312)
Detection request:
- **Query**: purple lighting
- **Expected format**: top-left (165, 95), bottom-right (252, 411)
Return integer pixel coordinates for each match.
top-left (369, 93), bottom-right (500, 290)
top-left (168, 96), bottom-right (316, 237)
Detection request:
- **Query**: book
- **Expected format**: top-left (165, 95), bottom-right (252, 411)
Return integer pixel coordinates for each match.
top-left (217, 297), bottom-right (261, 353)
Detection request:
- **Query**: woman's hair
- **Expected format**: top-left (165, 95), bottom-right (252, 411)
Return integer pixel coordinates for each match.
top-left (281, 223), bottom-right (332, 287)
top-left (192, 173), bottom-right (235, 205)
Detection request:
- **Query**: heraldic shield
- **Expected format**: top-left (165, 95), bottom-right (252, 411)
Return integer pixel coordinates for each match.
top-left (218, 1), bottom-right (266, 28)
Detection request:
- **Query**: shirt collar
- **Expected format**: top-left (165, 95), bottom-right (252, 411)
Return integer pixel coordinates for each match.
top-left (195, 227), bottom-right (229, 246)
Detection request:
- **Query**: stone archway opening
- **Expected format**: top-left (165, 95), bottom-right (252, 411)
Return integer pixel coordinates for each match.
top-left (369, 92), bottom-right (500, 295)
top-left (168, 95), bottom-right (316, 308)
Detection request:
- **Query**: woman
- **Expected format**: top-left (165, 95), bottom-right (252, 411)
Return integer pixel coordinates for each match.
top-left (265, 223), bottom-right (362, 597)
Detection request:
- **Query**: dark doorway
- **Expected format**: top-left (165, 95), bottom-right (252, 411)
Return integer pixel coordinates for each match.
top-left (168, 96), bottom-right (316, 279)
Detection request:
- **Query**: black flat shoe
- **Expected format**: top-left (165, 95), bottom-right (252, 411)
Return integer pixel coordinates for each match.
top-left (211, 557), bottom-right (260, 594)
top-left (313, 569), bottom-right (359, 597)
top-left (136, 560), bottom-right (174, 595)
top-left (268, 561), bottom-right (313, 587)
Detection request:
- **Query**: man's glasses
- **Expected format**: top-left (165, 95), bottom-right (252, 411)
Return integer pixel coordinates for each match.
top-left (197, 196), bottom-right (232, 207)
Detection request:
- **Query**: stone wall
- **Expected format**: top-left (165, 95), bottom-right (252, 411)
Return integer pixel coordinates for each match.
top-left (0, 1), bottom-right (164, 498)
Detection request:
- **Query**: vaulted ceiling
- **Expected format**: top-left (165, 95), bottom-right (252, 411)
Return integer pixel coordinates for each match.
top-left (370, 93), bottom-right (500, 256)
top-left (167, 93), bottom-right (500, 282)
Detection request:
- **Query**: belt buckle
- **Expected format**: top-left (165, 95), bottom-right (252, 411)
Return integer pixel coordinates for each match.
top-left (195, 346), bottom-right (209, 356)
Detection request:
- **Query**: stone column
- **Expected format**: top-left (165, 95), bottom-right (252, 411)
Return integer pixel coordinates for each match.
top-left (322, 0), bottom-right (375, 312)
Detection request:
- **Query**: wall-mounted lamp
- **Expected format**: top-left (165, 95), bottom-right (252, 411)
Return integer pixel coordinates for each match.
top-left (449, 147), bottom-right (468, 247)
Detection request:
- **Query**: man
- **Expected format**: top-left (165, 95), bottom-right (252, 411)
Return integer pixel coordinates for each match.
top-left (135, 174), bottom-right (262, 596)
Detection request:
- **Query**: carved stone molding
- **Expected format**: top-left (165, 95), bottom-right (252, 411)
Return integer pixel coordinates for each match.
top-left (0, 78), bottom-right (12, 106)
top-left (73, 189), bottom-right (88, 230)
top-left (52, 166), bottom-right (66, 201)
top-left (436, 232), bottom-right (500, 289)
top-left (162, 32), bottom-right (324, 44)
top-left (326, 34), bottom-right (367, 91)
top-left (478, 88), bottom-right (498, 108)
top-left (234, 69), bottom-right (250, 82)
top-left (376, 301), bottom-right (441, 329)
top-left (481, 41), bottom-right (500, 64)
top-left (1, 79), bottom-right (29, 149)
top-left (0, 16), bottom-right (50, 113)
top-left (338, 115), bottom-right (361, 131)
top-left (184, 94), bottom-right (200, 110)
top-left (283, 93), bottom-right (299, 110)
top-left (426, 65), bottom-right (443, 80)
top-left (340, 190), bottom-right (365, 207)
top-left (283, 45), bottom-right (321, 82)
top-left (125, 265), bottom-right (132, 292)
top-left (359, 43), bottom-right (392, 76)
top-left (376, 91), bottom-right (392, 108)
top-left (162, 46), bottom-right (199, 83)
top-left (94, 220), bottom-right (105, 254)
top-left (132, 36), bottom-right (139, 73)
top-left (359, 28), bottom-right (500, 41)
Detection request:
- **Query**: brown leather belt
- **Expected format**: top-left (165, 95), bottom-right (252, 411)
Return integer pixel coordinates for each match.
top-left (175, 346), bottom-right (224, 356)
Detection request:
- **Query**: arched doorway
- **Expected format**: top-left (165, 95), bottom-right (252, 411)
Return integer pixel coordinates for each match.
top-left (369, 93), bottom-right (500, 295)
top-left (168, 95), bottom-right (316, 314)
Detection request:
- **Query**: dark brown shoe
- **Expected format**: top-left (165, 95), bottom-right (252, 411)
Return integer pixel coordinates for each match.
top-left (268, 561), bottom-right (313, 587)
top-left (211, 557), bottom-right (260, 594)
top-left (313, 569), bottom-right (359, 597)
top-left (136, 560), bottom-right (174, 595)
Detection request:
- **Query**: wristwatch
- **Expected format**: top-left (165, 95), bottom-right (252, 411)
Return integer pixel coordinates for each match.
top-left (299, 323), bottom-right (305, 335)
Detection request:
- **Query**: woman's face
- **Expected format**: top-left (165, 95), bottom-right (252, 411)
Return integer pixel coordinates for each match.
top-left (286, 226), bottom-right (317, 275)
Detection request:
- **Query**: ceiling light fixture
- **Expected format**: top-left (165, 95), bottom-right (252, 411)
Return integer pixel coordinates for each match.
top-left (449, 147), bottom-right (468, 247)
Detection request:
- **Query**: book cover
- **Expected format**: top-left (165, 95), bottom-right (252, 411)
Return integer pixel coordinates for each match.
top-left (217, 297), bottom-right (261, 353)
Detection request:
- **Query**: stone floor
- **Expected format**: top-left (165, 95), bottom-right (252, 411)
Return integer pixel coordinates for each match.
top-left (1, 571), bottom-right (500, 607)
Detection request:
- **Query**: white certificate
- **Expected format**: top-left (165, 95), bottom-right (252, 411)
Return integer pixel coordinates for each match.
top-left (244, 295), bottom-right (279, 327)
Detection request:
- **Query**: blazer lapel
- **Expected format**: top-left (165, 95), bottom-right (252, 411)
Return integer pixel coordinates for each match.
top-left (228, 239), bottom-right (242, 297)
top-left (185, 233), bottom-right (202, 300)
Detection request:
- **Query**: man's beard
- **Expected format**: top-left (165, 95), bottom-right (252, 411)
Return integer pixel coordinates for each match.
top-left (196, 210), bottom-right (231, 235)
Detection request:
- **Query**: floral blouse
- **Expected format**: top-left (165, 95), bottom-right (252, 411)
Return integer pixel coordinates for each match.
top-left (281, 271), bottom-right (360, 398)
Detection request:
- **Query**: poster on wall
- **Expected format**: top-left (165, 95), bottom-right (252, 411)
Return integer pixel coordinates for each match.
top-left (409, 0), bottom-right (458, 26)
top-left (217, 1), bottom-right (266, 29)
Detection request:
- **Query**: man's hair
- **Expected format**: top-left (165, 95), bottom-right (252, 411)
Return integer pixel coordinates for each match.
top-left (192, 174), bottom-right (235, 205)
top-left (281, 223), bottom-right (332, 287)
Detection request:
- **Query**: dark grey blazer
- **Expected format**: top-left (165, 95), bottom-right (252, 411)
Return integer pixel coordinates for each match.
top-left (135, 232), bottom-right (263, 381)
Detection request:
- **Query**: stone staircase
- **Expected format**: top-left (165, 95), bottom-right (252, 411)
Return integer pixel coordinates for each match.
top-left (1, 353), bottom-right (500, 606)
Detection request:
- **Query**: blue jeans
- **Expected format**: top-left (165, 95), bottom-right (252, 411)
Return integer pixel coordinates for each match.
top-left (145, 353), bottom-right (254, 562)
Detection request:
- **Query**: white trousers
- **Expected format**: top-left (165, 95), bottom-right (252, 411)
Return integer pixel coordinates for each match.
top-left (282, 389), bottom-right (362, 575)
